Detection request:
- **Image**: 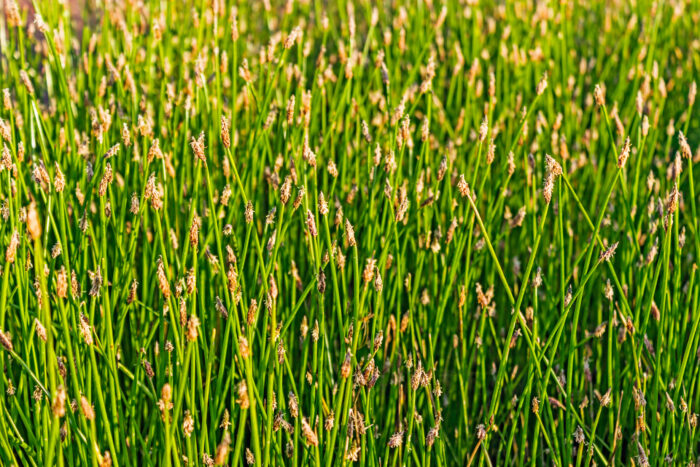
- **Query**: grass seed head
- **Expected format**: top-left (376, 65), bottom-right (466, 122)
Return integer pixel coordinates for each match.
top-left (594, 83), bottom-right (605, 106)
top-left (305, 209), bottom-right (318, 236)
top-left (187, 315), bottom-right (200, 342)
top-left (220, 116), bottom-right (231, 149)
top-left (183, 410), bottom-right (194, 438)
top-left (190, 132), bottom-right (206, 165)
top-left (536, 73), bottom-right (548, 96)
top-left (19, 71), bottom-right (34, 96)
top-left (618, 137), bottom-right (631, 169)
top-left (27, 202), bottom-right (42, 241)
top-left (79, 313), bottom-right (93, 345)
top-left (679, 131), bottom-right (692, 159)
top-left (302, 418), bottom-right (318, 446)
top-left (0, 329), bottom-right (13, 352)
top-left (388, 430), bottom-right (404, 448)
top-left (80, 396), bottom-right (95, 420)
top-left (599, 242), bottom-right (619, 262)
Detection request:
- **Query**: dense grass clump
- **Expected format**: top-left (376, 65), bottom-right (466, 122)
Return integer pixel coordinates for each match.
top-left (1, 0), bottom-right (700, 465)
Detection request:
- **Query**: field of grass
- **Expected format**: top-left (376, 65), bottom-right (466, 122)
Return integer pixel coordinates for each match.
top-left (1, 0), bottom-right (700, 465)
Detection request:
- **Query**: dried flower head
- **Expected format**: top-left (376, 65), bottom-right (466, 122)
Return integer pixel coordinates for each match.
top-left (594, 84), bottom-right (605, 106)
top-left (618, 137), bottom-right (631, 169)
top-left (679, 131), bottom-right (692, 160)
top-left (599, 242), bottom-right (619, 262)
top-left (190, 132), bottom-right (206, 165)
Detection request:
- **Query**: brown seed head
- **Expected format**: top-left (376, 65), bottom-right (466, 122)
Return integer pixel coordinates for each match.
top-left (34, 319), bottom-right (47, 342)
top-left (690, 81), bottom-right (697, 107)
top-left (536, 73), bottom-right (548, 96)
top-left (187, 315), bottom-right (200, 342)
top-left (302, 418), bottom-right (318, 446)
top-left (599, 388), bottom-right (612, 407)
top-left (190, 132), bottom-right (206, 165)
top-left (388, 431), bottom-right (404, 448)
top-left (679, 131), bottom-right (692, 160)
top-left (305, 209), bottom-right (318, 236)
top-left (79, 313), bottom-right (93, 345)
top-left (20, 71), bottom-right (34, 96)
top-left (0, 329), bottom-right (13, 352)
top-left (594, 84), bottom-right (605, 106)
top-left (341, 351), bottom-right (352, 378)
top-left (245, 201), bottom-right (254, 223)
top-left (288, 391), bottom-right (299, 418)
top-left (599, 242), bottom-right (619, 262)
top-left (457, 174), bottom-right (471, 199)
top-left (80, 396), bottom-right (95, 420)
top-left (221, 116), bottom-right (231, 149)
top-left (5, 1), bottom-right (21, 27)
top-left (479, 116), bottom-right (488, 142)
top-left (284, 27), bottom-right (301, 49)
top-left (5, 230), bottom-right (19, 263)
top-left (183, 411), bottom-right (194, 438)
top-left (27, 202), bottom-right (42, 241)
top-left (52, 385), bottom-right (67, 418)
top-left (617, 137), bottom-right (631, 169)
top-left (345, 219), bottom-right (356, 247)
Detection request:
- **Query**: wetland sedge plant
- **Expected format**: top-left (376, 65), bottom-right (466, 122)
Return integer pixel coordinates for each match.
top-left (1, 0), bottom-right (700, 465)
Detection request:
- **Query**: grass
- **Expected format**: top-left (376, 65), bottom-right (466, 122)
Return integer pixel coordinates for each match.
top-left (1, 0), bottom-right (700, 465)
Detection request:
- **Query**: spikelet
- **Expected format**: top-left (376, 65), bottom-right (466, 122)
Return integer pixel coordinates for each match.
top-left (187, 315), bottom-right (200, 342)
top-left (679, 131), bottom-right (692, 160)
top-left (190, 132), bottom-right (206, 165)
top-left (302, 418), bottom-right (318, 446)
top-left (662, 183), bottom-right (679, 231)
top-left (690, 82), bottom-right (697, 107)
top-left (247, 299), bottom-right (257, 326)
top-left (156, 257), bottom-right (170, 299)
top-left (479, 116), bottom-right (488, 142)
top-left (239, 59), bottom-right (252, 83)
top-left (5, 231), bottom-right (19, 263)
top-left (345, 219), bottom-right (356, 247)
top-left (20, 71), bottom-right (34, 96)
top-left (599, 242), bottom-right (619, 262)
top-left (543, 155), bottom-right (563, 204)
top-left (80, 396), bottom-right (95, 420)
top-left (318, 191), bottom-right (329, 216)
top-left (288, 392), bottom-right (299, 418)
top-left (486, 139), bottom-right (496, 164)
top-left (52, 385), bottom-right (67, 418)
top-left (341, 350), bottom-right (352, 378)
top-left (284, 27), bottom-right (302, 49)
top-left (388, 431), bottom-right (404, 448)
top-left (183, 411), bottom-right (194, 438)
top-left (236, 381), bottom-right (249, 409)
top-left (286, 96), bottom-right (295, 126)
top-left (0, 329), bottom-right (13, 352)
top-left (617, 137), bottom-right (631, 169)
top-left (5, 0), bottom-right (21, 27)
top-left (305, 209), bottom-right (318, 237)
top-left (34, 319), bottom-right (47, 342)
top-left (221, 116), bottom-right (231, 149)
top-left (57, 267), bottom-right (68, 299)
top-left (457, 174), bottom-right (471, 199)
top-left (214, 432), bottom-right (231, 465)
top-left (594, 84), bottom-right (605, 106)
top-left (245, 201), bottom-right (254, 223)
top-left (79, 313), bottom-right (93, 345)
top-left (27, 203), bottom-right (42, 241)
top-left (98, 163), bottom-right (113, 197)
top-left (536, 73), bottom-right (548, 96)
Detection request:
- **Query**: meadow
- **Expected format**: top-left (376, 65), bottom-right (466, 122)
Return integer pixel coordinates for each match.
top-left (1, 0), bottom-right (699, 465)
